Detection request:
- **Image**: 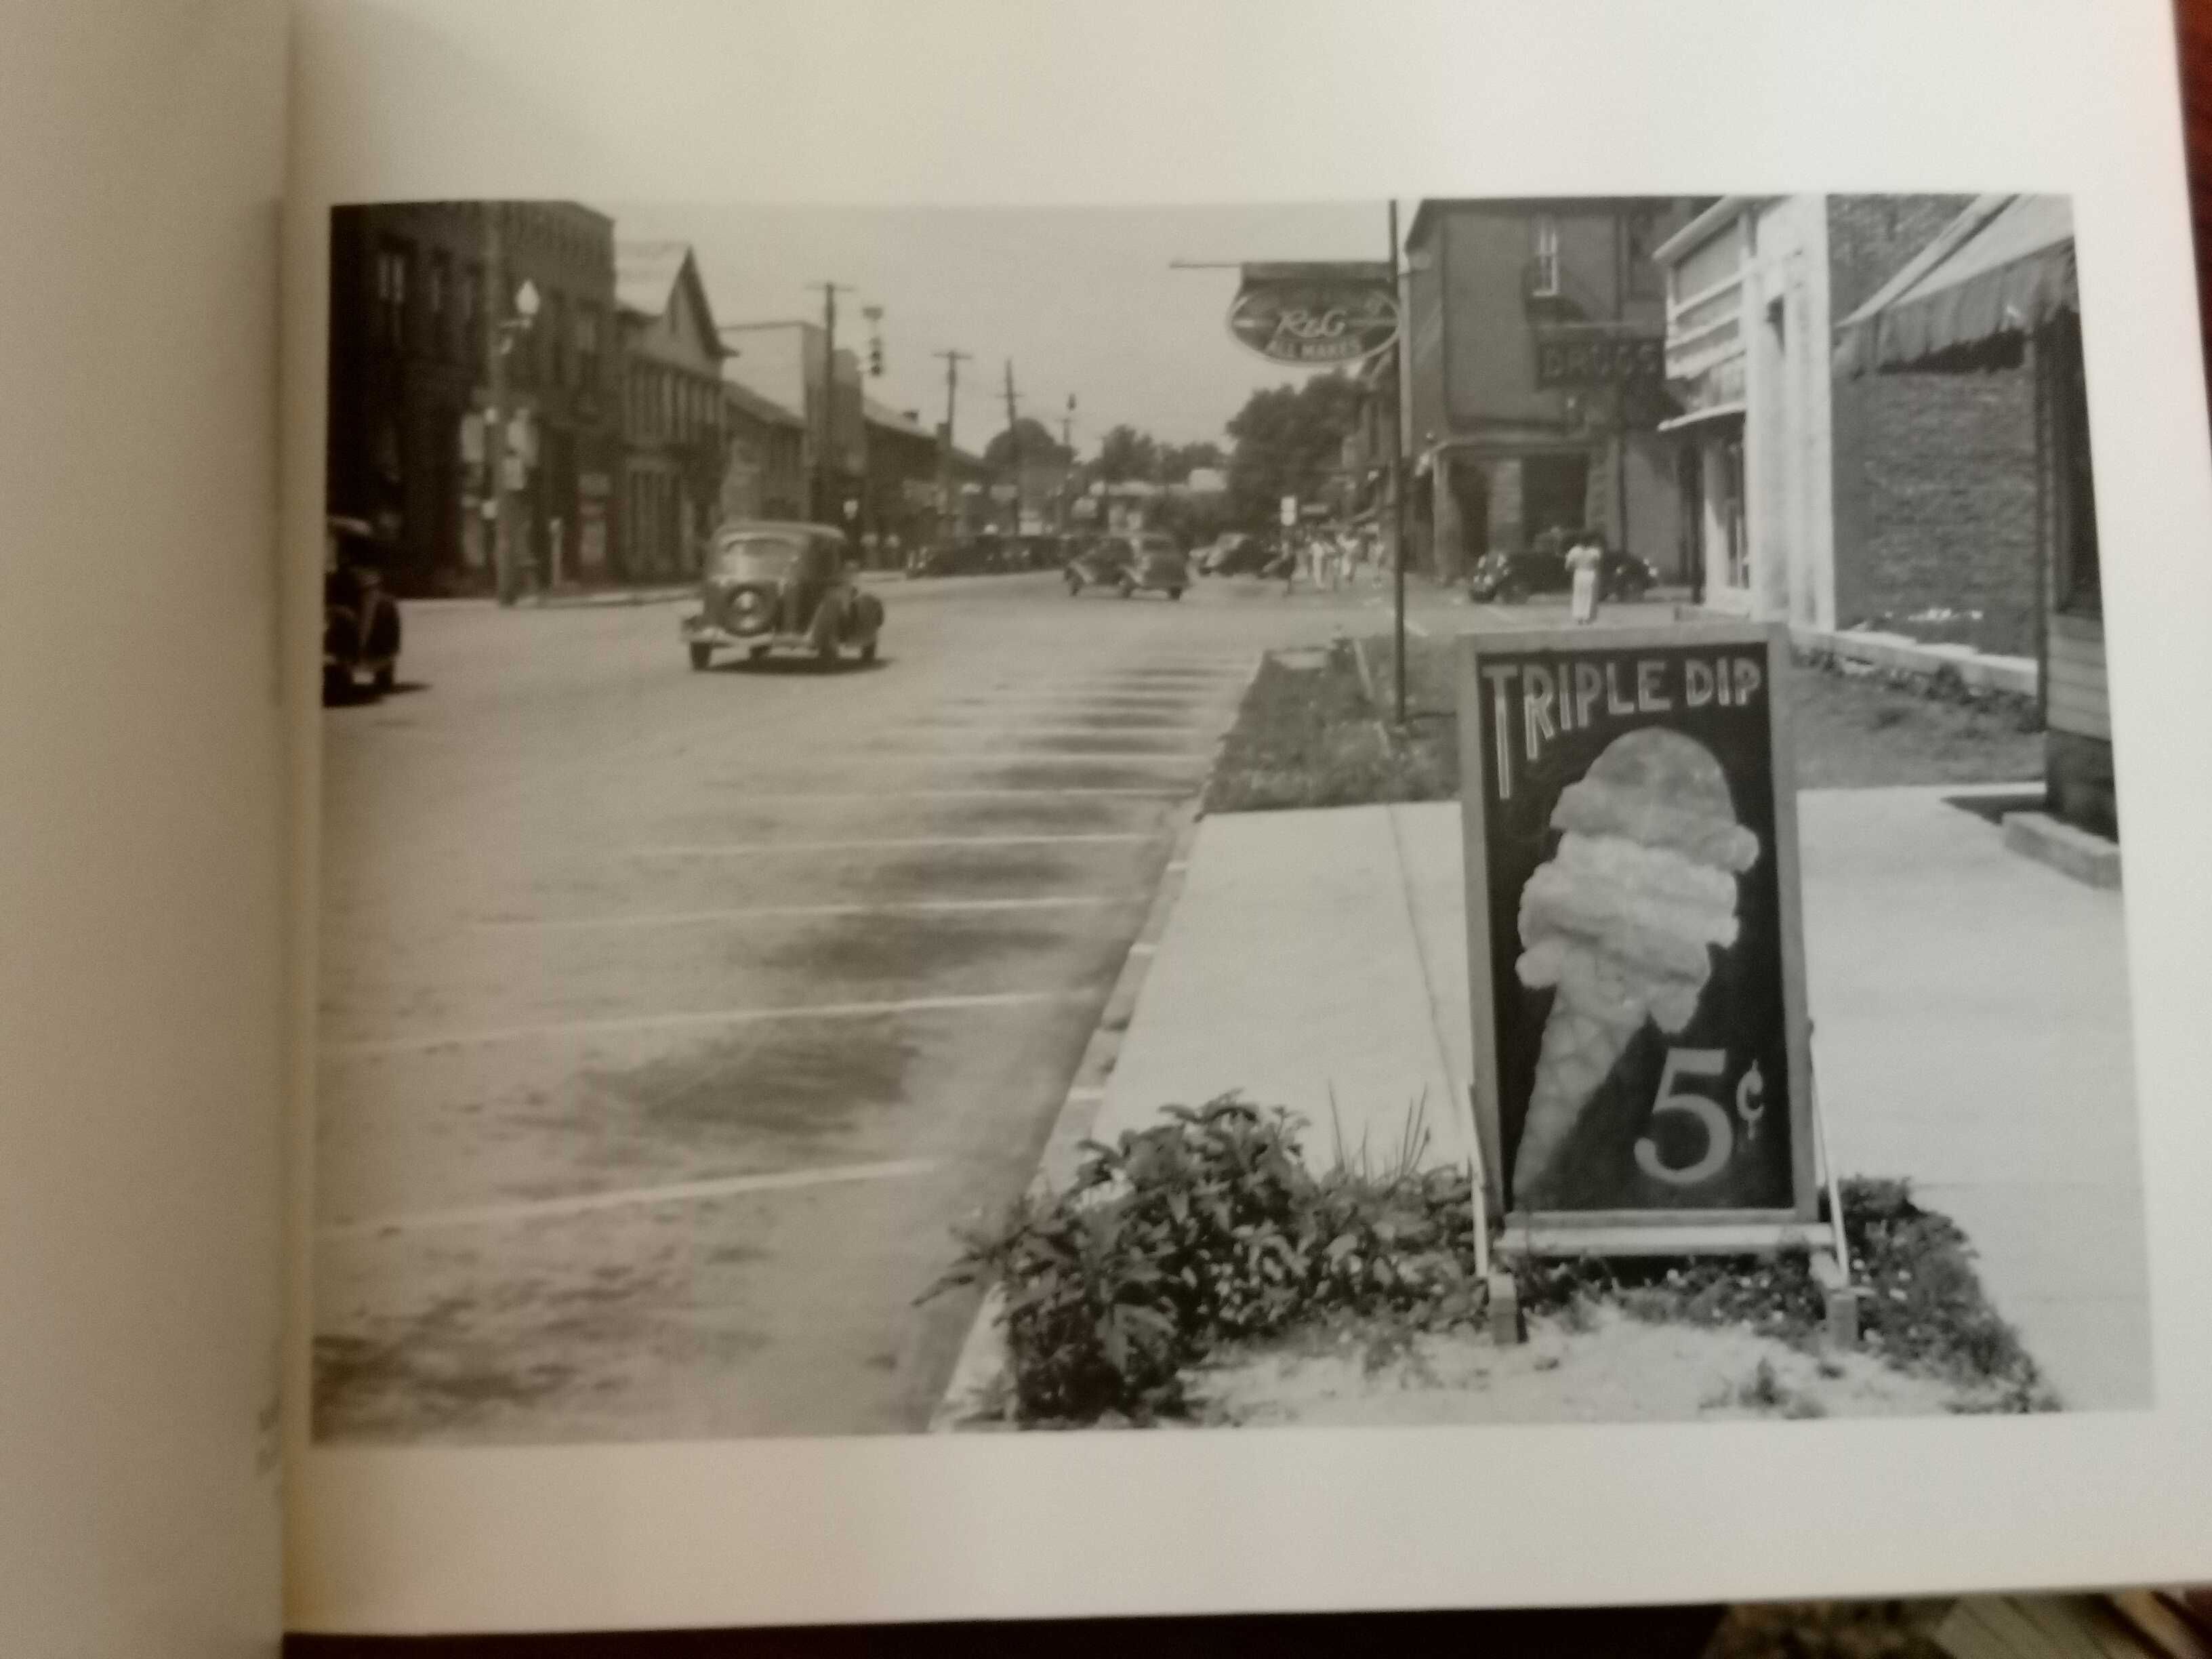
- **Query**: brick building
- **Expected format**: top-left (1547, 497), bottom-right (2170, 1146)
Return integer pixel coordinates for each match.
top-left (1836, 197), bottom-right (2110, 840)
top-left (615, 241), bottom-right (727, 578)
top-left (1403, 198), bottom-right (1696, 581)
top-left (1657, 194), bottom-right (2039, 653)
top-left (326, 202), bottom-right (619, 596)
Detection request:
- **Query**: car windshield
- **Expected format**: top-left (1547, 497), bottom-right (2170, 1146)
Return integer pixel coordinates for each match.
top-left (714, 533), bottom-right (821, 582)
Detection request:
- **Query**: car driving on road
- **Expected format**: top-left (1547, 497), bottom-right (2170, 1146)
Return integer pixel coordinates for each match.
top-left (1067, 531), bottom-right (1188, 599)
top-left (682, 521), bottom-right (884, 670)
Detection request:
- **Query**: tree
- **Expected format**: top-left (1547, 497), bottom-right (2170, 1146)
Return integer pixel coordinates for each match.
top-left (983, 416), bottom-right (1072, 472)
top-left (1158, 440), bottom-right (1225, 485)
top-left (1095, 424), bottom-right (1162, 484)
top-left (1224, 372), bottom-right (1359, 530)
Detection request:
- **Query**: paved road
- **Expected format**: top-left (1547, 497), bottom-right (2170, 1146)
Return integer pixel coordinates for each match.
top-left (314, 569), bottom-right (1481, 1442)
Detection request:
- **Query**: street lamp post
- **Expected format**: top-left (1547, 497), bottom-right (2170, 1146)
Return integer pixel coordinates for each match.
top-left (483, 208), bottom-right (542, 607)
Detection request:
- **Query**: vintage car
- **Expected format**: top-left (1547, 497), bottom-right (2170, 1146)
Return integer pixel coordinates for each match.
top-left (323, 516), bottom-right (401, 702)
top-left (1467, 536), bottom-right (1659, 604)
top-left (1067, 531), bottom-right (1188, 599)
top-left (682, 521), bottom-right (884, 670)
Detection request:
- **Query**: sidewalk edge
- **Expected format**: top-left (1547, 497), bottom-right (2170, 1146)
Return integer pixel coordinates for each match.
top-left (926, 665), bottom-right (1254, 1431)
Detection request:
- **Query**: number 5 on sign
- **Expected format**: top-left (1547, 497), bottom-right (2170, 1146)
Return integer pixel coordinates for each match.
top-left (1636, 1048), bottom-right (1732, 1186)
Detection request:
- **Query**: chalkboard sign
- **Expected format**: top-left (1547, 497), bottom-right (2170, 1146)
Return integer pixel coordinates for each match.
top-left (1456, 623), bottom-right (1818, 1246)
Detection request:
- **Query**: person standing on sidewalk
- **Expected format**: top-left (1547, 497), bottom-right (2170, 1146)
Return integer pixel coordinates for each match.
top-left (1567, 530), bottom-right (1604, 626)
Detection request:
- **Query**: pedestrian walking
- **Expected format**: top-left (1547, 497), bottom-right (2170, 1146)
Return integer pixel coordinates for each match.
top-left (1567, 531), bottom-right (1604, 626)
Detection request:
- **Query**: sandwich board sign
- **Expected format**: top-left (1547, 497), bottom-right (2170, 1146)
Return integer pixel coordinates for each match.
top-left (1456, 622), bottom-right (1822, 1256)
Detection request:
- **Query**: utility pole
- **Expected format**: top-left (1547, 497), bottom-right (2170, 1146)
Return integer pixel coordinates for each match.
top-left (1059, 394), bottom-right (1076, 531)
top-left (1002, 359), bottom-right (1020, 532)
top-left (811, 281), bottom-right (852, 525)
top-left (486, 209), bottom-right (514, 606)
top-left (1389, 197), bottom-right (1409, 726)
top-left (935, 348), bottom-right (968, 534)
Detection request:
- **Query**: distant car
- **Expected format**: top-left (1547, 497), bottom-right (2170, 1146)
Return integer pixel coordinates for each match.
top-left (1197, 532), bottom-right (1254, 574)
top-left (1467, 540), bottom-right (1659, 604)
top-left (682, 521), bottom-right (884, 670)
top-left (1069, 532), bottom-right (1188, 599)
top-left (323, 516), bottom-right (401, 702)
top-left (1210, 533), bottom-right (1277, 577)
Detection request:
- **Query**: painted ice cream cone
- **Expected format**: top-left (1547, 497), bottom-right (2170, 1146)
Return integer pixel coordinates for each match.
top-left (1510, 728), bottom-right (1761, 1207)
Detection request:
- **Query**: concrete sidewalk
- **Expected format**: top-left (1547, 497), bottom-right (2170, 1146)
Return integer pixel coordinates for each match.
top-left (1083, 787), bottom-right (2150, 1410)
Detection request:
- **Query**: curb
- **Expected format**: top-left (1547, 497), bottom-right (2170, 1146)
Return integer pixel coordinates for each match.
top-left (1792, 623), bottom-right (2037, 699)
top-left (2001, 808), bottom-right (2123, 888)
top-left (926, 664), bottom-right (1253, 1433)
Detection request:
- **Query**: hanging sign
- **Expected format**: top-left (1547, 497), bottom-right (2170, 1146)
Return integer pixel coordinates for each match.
top-left (1533, 323), bottom-right (1666, 388)
top-left (1456, 623), bottom-right (1819, 1246)
top-left (1228, 262), bottom-right (1399, 366)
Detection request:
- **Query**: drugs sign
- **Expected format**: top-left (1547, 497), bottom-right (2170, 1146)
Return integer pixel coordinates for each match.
top-left (1456, 623), bottom-right (1818, 1243)
top-left (1228, 262), bottom-right (1399, 366)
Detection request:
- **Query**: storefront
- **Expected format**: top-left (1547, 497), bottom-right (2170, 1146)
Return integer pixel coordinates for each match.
top-left (1833, 195), bottom-right (2108, 838)
top-left (1656, 197), bottom-right (1837, 627)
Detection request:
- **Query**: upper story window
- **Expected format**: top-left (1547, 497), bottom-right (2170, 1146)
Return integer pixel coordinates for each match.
top-left (425, 253), bottom-right (448, 352)
top-left (576, 305), bottom-right (600, 388)
top-left (375, 241), bottom-right (409, 349)
top-left (457, 263), bottom-right (481, 348)
top-left (1530, 216), bottom-right (1561, 297)
top-left (1624, 210), bottom-right (1664, 301)
top-left (546, 293), bottom-right (569, 387)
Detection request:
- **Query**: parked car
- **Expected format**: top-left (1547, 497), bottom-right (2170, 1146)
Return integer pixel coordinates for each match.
top-left (682, 521), bottom-right (884, 670)
top-left (1069, 532), bottom-right (1188, 599)
top-left (1467, 538), bottom-right (1659, 603)
top-left (323, 516), bottom-right (401, 702)
top-left (1210, 533), bottom-right (1278, 577)
top-left (1197, 532), bottom-right (1252, 574)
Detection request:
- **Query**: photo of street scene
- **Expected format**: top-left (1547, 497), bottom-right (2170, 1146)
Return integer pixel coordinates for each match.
top-left (314, 197), bottom-right (2144, 1444)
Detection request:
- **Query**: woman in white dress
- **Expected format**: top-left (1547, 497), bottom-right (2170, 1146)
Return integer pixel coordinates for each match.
top-left (1566, 531), bottom-right (1604, 626)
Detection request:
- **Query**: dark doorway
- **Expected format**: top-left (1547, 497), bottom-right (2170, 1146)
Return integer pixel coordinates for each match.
top-left (1523, 451), bottom-right (1591, 546)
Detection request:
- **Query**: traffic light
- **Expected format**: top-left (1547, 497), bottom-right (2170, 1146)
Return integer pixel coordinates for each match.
top-left (869, 337), bottom-right (884, 377)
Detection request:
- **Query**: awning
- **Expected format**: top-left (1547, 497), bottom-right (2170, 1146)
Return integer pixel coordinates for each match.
top-left (1834, 194), bottom-right (2076, 377)
top-left (1656, 401), bottom-right (1746, 434)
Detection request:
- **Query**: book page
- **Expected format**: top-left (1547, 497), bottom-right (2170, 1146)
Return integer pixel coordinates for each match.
top-left (0, 1), bottom-right (289, 1654)
top-left (283, 0), bottom-right (2212, 1636)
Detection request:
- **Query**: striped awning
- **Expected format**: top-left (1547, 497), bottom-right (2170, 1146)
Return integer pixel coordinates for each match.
top-left (1834, 194), bottom-right (2076, 377)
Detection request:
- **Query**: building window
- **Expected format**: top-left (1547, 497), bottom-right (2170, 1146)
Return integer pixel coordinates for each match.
top-left (1712, 432), bottom-right (1748, 591)
top-left (1530, 215), bottom-right (1561, 297)
top-left (1624, 210), bottom-right (1664, 301)
top-left (458, 263), bottom-right (480, 349)
top-left (577, 305), bottom-right (600, 388)
top-left (662, 373), bottom-right (675, 439)
top-left (426, 253), bottom-right (448, 352)
top-left (375, 240), bottom-right (409, 349)
top-left (547, 293), bottom-right (569, 387)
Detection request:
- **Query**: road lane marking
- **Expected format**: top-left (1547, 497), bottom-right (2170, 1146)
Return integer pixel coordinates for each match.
top-left (633, 832), bottom-right (1164, 855)
top-left (1405, 619), bottom-right (1431, 638)
top-left (317, 1158), bottom-right (941, 1240)
top-left (325, 989), bottom-right (1080, 1061)
top-left (482, 894), bottom-right (1140, 930)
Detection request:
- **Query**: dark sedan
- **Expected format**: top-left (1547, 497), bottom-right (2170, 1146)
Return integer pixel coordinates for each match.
top-left (1066, 532), bottom-right (1187, 599)
top-left (1467, 541), bottom-right (1659, 603)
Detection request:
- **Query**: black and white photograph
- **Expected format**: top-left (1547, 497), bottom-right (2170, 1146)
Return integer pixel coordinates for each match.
top-left (311, 194), bottom-right (2146, 1447)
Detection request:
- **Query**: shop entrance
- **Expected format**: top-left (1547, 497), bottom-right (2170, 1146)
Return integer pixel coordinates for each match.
top-left (1523, 451), bottom-right (1591, 545)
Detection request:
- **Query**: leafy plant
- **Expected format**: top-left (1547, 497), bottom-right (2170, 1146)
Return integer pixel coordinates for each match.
top-left (928, 1097), bottom-right (1485, 1424)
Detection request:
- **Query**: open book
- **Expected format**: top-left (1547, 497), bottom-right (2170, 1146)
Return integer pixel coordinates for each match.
top-left (10, 1), bottom-right (2212, 1650)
